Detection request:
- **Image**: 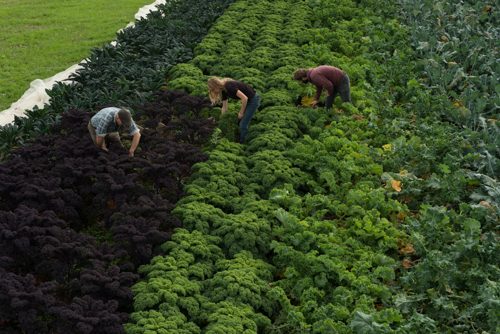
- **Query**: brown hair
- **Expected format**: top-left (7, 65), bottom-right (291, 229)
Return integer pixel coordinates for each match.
top-left (207, 76), bottom-right (232, 105)
top-left (117, 108), bottom-right (132, 128)
top-left (293, 68), bottom-right (308, 81)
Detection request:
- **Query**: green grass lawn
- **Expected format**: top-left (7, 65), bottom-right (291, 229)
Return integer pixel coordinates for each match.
top-left (0, 0), bottom-right (153, 111)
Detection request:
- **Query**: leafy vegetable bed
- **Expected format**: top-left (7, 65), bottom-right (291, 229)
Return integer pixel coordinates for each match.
top-left (376, 1), bottom-right (500, 332)
top-left (0, 91), bottom-right (216, 333)
top-left (127, 0), bottom-right (499, 333)
top-left (0, 0), bottom-right (497, 333)
top-left (127, 0), bottom-right (411, 332)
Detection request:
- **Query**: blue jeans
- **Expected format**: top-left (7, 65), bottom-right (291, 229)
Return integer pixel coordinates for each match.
top-left (239, 94), bottom-right (260, 143)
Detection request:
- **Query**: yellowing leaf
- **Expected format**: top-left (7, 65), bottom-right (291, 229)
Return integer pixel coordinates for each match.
top-left (299, 220), bottom-right (309, 227)
top-left (301, 96), bottom-right (315, 107)
top-left (391, 180), bottom-right (402, 192)
top-left (382, 144), bottom-right (392, 151)
top-left (402, 259), bottom-right (413, 269)
top-left (396, 211), bottom-right (407, 221)
top-left (399, 244), bottom-right (415, 255)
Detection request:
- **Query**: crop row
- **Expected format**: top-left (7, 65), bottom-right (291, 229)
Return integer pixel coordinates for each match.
top-left (372, 1), bottom-right (500, 332)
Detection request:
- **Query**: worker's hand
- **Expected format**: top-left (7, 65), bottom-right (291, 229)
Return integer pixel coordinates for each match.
top-left (238, 111), bottom-right (244, 120)
top-left (129, 149), bottom-right (135, 157)
top-left (101, 146), bottom-right (109, 152)
top-left (310, 100), bottom-right (319, 108)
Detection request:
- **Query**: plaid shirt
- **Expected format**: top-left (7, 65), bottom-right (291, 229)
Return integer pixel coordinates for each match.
top-left (90, 107), bottom-right (139, 136)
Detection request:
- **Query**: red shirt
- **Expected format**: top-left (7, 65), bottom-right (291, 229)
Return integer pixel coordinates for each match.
top-left (307, 65), bottom-right (346, 100)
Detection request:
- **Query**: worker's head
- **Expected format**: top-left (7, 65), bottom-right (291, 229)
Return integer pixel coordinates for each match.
top-left (293, 69), bottom-right (309, 83)
top-left (117, 108), bottom-right (132, 129)
top-left (207, 76), bottom-right (230, 105)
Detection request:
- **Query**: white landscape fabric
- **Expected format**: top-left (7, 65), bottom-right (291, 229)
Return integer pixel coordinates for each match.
top-left (0, 0), bottom-right (167, 126)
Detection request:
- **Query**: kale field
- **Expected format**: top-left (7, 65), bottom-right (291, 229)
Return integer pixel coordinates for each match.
top-left (0, 0), bottom-right (498, 333)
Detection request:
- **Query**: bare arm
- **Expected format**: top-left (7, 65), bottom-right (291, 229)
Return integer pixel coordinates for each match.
top-left (221, 99), bottom-right (228, 114)
top-left (236, 90), bottom-right (248, 119)
top-left (95, 136), bottom-right (108, 151)
top-left (129, 132), bottom-right (141, 157)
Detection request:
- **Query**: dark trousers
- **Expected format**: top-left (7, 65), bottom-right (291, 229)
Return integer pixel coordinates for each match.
top-left (326, 74), bottom-right (351, 109)
top-left (239, 94), bottom-right (260, 143)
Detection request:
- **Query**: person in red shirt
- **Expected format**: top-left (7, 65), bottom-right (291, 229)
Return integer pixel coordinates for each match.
top-left (293, 65), bottom-right (351, 109)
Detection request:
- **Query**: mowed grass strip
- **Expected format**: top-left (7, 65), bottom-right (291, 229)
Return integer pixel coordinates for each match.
top-left (0, 0), bottom-right (153, 111)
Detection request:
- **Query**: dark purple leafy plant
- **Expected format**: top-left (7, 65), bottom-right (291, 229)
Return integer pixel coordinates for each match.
top-left (0, 90), bottom-right (215, 333)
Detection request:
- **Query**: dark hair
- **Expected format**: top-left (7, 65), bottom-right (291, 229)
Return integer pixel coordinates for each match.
top-left (117, 108), bottom-right (132, 128)
top-left (293, 68), bottom-right (308, 81)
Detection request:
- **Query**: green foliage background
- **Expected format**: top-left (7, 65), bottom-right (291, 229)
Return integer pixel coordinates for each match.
top-left (0, 0), bottom-right (497, 332)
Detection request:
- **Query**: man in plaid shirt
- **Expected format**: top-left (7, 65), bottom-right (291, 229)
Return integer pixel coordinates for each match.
top-left (88, 107), bottom-right (141, 157)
